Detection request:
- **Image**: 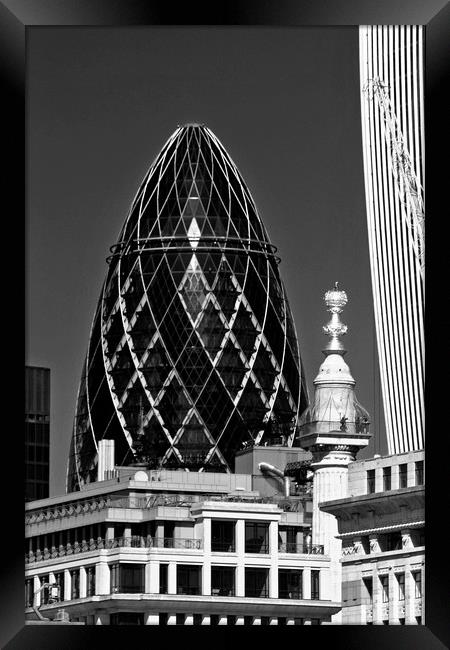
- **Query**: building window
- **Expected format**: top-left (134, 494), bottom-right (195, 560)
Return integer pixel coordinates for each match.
top-left (245, 568), bottom-right (269, 598)
top-left (279, 569), bottom-right (302, 599)
top-left (211, 566), bottom-right (235, 596)
top-left (53, 571), bottom-right (65, 601)
top-left (159, 613), bottom-right (168, 625)
top-left (261, 616), bottom-right (270, 625)
top-left (383, 466), bottom-right (391, 491)
top-left (367, 469), bottom-right (375, 493)
top-left (385, 531), bottom-right (402, 551)
top-left (227, 615), bottom-right (236, 625)
top-left (415, 460), bottom-right (424, 485)
top-left (25, 579), bottom-right (33, 608)
top-left (71, 569), bottom-right (80, 599)
top-left (159, 563), bottom-right (168, 594)
top-left (177, 565), bottom-right (201, 595)
top-left (362, 577), bottom-right (373, 605)
top-left (397, 573), bottom-right (405, 601)
top-left (210, 614), bottom-right (220, 626)
top-left (193, 614), bottom-right (202, 625)
top-left (311, 618), bottom-right (321, 625)
top-left (413, 571), bottom-right (422, 598)
top-left (399, 463), bottom-right (408, 488)
top-left (245, 522), bottom-right (269, 554)
top-left (86, 566), bottom-right (95, 597)
top-left (211, 520), bottom-right (236, 552)
top-left (278, 617), bottom-right (287, 625)
top-left (244, 616), bottom-right (253, 626)
top-left (110, 563), bottom-right (144, 594)
top-left (311, 570), bottom-right (320, 600)
top-left (176, 613), bottom-right (185, 625)
top-left (380, 575), bottom-right (389, 603)
top-left (110, 613), bottom-right (144, 625)
top-left (40, 574), bottom-right (50, 605)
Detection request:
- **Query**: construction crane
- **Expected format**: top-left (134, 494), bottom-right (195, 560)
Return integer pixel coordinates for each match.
top-left (363, 77), bottom-right (425, 277)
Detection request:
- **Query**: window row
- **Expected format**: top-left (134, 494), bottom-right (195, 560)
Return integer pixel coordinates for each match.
top-left (26, 565), bottom-right (321, 605)
top-left (366, 460), bottom-right (424, 493)
top-left (362, 569), bottom-right (422, 605)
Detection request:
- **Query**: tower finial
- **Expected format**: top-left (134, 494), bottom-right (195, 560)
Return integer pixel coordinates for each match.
top-left (322, 282), bottom-right (348, 355)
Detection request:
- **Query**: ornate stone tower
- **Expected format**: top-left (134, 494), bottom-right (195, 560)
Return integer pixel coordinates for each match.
top-left (298, 283), bottom-right (371, 618)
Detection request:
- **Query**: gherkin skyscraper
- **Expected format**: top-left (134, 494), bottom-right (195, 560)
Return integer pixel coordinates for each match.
top-left (67, 124), bottom-right (308, 492)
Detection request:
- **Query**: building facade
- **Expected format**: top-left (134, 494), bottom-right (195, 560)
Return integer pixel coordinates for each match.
top-left (68, 124), bottom-right (308, 492)
top-left (321, 449), bottom-right (425, 625)
top-left (25, 366), bottom-right (50, 502)
top-left (26, 448), bottom-right (339, 625)
top-left (359, 26), bottom-right (425, 454)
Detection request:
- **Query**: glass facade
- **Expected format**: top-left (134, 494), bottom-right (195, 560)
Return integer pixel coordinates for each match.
top-left (67, 124), bottom-right (308, 491)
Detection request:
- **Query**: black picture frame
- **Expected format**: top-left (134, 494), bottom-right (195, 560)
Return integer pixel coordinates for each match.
top-left (1, 1), bottom-right (448, 648)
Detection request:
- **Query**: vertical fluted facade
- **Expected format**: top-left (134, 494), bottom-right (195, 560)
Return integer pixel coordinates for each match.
top-left (67, 124), bottom-right (308, 492)
top-left (359, 26), bottom-right (424, 454)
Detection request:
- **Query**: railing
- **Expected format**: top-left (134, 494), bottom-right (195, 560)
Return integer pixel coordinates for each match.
top-left (245, 542), bottom-right (270, 554)
top-left (25, 536), bottom-right (202, 563)
top-left (176, 586), bottom-right (201, 595)
top-left (278, 590), bottom-right (303, 599)
top-left (298, 420), bottom-right (371, 437)
top-left (278, 543), bottom-right (324, 555)
top-left (211, 541), bottom-right (236, 553)
top-left (211, 587), bottom-right (236, 597)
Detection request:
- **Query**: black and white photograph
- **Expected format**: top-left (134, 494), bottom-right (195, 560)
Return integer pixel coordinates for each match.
top-left (1, 1), bottom-right (448, 647)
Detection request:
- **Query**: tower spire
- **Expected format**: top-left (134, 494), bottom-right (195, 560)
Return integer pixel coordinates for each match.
top-left (322, 281), bottom-right (348, 355)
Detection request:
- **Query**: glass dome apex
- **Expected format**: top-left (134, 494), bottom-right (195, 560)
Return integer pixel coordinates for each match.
top-left (67, 124), bottom-right (308, 492)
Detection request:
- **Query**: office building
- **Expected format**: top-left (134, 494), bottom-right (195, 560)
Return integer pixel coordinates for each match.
top-left (68, 124), bottom-right (308, 492)
top-left (25, 442), bottom-right (339, 625)
top-left (25, 366), bottom-right (50, 502)
top-left (359, 26), bottom-right (424, 453)
top-left (321, 449), bottom-right (425, 625)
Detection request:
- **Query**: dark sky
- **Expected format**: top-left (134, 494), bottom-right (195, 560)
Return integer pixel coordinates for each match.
top-left (26, 26), bottom-right (387, 497)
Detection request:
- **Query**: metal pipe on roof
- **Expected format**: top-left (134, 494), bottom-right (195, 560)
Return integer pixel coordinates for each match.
top-left (258, 462), bottom-right (290, 498)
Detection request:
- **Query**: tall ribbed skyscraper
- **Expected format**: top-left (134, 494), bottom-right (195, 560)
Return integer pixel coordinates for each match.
top-left (67, 124), bottom-right (308, 492)
top-left (359, 26), bottom-right (424, 454)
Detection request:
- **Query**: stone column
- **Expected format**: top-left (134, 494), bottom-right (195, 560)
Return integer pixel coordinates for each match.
top-left (404, 565), bottom-right (415, 624)
top-left (375, 467), bottom-right (383, 492)
top-left (202, 518), bottom-right (211, 596)
top-left (33, 575), bottom-right (41, 607)
top-left (201, 615), bottom-right (211, 625)
top-left (79, 566), bottom-right (87, 598)
top-left (168, 562), bottom-right (177, 595)
top-left (372, 567), bottom-right (382, 624)
top-left (286, 618), bottom-right (295, 625)
top-left (388, 571), bottom-right (397, 624)
top-left (218, 616), bottom-right (227, 625)
top-left (252, 617), bottom-right (261, 625)
top-left (146, 560), bottom-right (159, 593)
top-left (235, 617), bottom-right (244, 625)
top-left (391, 464), bottom-right (400, 490)
top-left (95, 562), bottom-right (110, 595)
top-left (167, 614), bottom-right (177, 626)
top-left (303, 567), bottom-right (311, 599)
top-left (185, 614), bottom-right (194, 625)
top-left (269, 617), bottom-right (278, 625)
top-left (144, 612), bottom-right (160, 625)
top-left (64, 569), bottom-right (71, 601)
top-left (304, 619), bottom-right (312, 625)
top-left (236, 519), bottom-right (245, 597)
top-left (269, 520), bottom-right (279, 598)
